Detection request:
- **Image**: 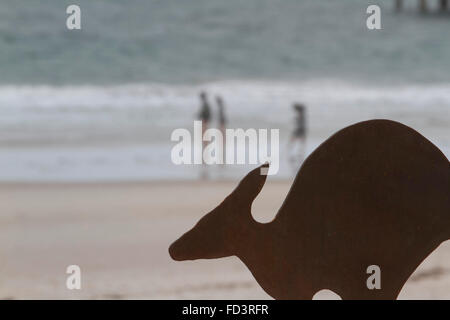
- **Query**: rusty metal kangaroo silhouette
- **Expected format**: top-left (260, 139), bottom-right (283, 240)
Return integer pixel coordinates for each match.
top-left (169, 119), bottom-right (450, 299)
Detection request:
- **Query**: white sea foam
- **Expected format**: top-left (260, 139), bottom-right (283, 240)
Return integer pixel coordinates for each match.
top-left (0, 80), bottom-right (448, 182)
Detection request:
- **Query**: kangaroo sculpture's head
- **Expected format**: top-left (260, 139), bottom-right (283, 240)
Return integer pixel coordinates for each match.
top-left (169, 163), bottom-right (269, 261)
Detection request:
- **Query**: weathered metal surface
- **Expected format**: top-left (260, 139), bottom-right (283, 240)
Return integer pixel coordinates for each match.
top-left (169, 119), bottom-right (450, 299)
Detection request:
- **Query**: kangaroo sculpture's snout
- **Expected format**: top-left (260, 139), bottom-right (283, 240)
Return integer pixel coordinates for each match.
top-left (170, 165), bottom-right (269, 261)
top-left (169, 119), bottom-right (450, 300)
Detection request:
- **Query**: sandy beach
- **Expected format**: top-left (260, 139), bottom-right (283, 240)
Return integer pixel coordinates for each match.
top-left (1, 180), bottom-right (449, 300)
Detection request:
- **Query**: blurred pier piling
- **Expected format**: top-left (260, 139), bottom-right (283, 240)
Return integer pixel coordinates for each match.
top-left (395, 0), bottom-right (449, 12)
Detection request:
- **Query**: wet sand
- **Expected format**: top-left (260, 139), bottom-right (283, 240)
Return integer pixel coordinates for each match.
top-left (0, 181), bottom-right (449, 299)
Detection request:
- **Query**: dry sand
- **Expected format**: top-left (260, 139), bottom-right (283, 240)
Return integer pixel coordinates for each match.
top-left (0, 180), bottom-right (449, 299)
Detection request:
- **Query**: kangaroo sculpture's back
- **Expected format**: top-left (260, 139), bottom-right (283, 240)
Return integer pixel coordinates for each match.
top-left (169, 119), bottom-right (450, 299)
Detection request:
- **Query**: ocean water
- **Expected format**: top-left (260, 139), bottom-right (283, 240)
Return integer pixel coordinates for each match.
top-left (0, 1), bottom-right (449, 181)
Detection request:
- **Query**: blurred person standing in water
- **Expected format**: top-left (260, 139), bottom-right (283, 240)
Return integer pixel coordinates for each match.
top-left (197, 91), bottom-right (211, 179)
top-left (289, 103), bottom-right (307, 169)
top-left (198, 91), bottom-right (211, 138)
top-left (216, 95), bottom-right (227, 164)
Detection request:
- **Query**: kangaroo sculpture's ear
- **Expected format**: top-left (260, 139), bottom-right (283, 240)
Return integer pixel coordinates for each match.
top-left (232, 163), bottom-right (269, 205)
